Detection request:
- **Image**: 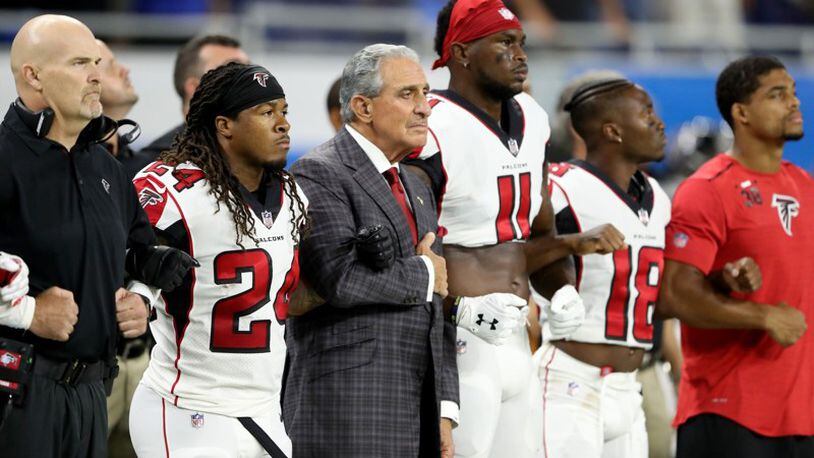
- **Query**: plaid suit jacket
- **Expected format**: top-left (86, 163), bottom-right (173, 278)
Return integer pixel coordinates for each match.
top-left (283, 128), bottom-right (458, 457)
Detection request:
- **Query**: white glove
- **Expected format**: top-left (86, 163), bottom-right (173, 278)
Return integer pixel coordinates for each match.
top-left (455, 292), bottom-right (528, 346)
top-left (0, 252), bottom-right (29, 307)
top-left (544, 285), bottom-right (585, 340)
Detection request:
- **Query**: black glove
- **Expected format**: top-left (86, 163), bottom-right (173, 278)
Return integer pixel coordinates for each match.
top-left (126, 245), bottom-right (199, 292)
top-left (355, 224), bottom-right (394, 271)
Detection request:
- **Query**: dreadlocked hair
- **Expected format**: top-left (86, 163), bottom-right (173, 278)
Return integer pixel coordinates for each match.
top-left (160, 62), bottom-right (310, 248)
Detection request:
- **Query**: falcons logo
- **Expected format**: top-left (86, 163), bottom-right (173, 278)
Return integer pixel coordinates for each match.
top-left (0, 352), bottom-right (18, 367)
top-left (253, 72), bottom-right (270, 88)
top-left (771, 194), bottom-right (800, 236)
top-left (139, 187), bottom-right (164, 208)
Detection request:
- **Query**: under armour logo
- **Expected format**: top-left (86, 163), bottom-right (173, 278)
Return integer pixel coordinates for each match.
top-left (475, 313), bottom-right (499, 330)
top-left (771, 194), bottom-right (800, 236)
top-left (253, 72), bottom-right (270, 88)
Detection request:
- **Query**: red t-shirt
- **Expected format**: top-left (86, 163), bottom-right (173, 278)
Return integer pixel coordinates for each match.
top-left (666, 154), bottom-right (814, 437)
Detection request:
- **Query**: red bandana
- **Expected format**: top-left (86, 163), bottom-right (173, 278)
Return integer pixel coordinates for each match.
top-left (432, 0), bottom-right (523, 70)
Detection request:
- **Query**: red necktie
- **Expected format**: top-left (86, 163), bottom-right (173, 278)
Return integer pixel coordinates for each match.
top-left (383, 167), bottom-right (418, 245)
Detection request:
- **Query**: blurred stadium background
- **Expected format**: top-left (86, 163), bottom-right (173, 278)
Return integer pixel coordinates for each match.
top-left (1, 0), bottom-right (813, 175)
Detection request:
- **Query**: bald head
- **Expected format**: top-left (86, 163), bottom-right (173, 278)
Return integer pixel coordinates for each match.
top-left (10, 14), bottom-right (102, 138)
top-left (11, 15), bottom-right (95, 80)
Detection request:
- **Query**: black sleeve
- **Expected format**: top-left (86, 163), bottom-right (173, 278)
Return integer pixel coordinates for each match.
top-left (402, 154), bottom-right (446, 205)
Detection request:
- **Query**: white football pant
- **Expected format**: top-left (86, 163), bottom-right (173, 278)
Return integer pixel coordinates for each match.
top-left (537, 341), bottom-right (647, 458)
top-left (129, 383), bottom-right (291, 458)
top-left (454, 325), bottom-right (543, 457)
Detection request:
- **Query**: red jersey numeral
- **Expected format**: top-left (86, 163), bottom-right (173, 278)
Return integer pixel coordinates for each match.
top-left (144, 162), bottom-right (171, 176)
top-left (272, 249), bottom-right (300, 323)
top-left (210, 249), bottom-right (273, 353)
top-left (604, 246), bottom-right (663, 343)
top-left (172, 169), bottom-right (206, 192)
top-left (495, 172), bottom-right (532, 242)
top-left (143, 162), bottom-right (204, 192)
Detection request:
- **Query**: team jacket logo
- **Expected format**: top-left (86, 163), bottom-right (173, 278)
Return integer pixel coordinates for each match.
top-left (771, 194), bottom-right (800, 236)
top-left (253, 72), bottom-right (270, 88)
top-left (138, 187), bottom-right (164, 207)
top-left (739, 180), bottom-right (763, 207)
top-left (0, 352), bottom-right (18, 367)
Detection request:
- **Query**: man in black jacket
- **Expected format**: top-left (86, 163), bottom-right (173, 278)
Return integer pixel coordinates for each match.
top-left (0, 15), bottom-right (196, 457)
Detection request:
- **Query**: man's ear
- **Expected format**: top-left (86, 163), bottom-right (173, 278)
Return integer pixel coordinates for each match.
top-left (184, 77), bottom-right (200, 103)
top-left (21, 64), bottom-right (43, 92)
top-left (350, 95), bottom-right (373, 124)
top-left (602, 122), bottom-right (623, 144)
top-left (215, 115), bottom-right (233, 139)
top-left (732, 103), bottom-right (749, 127)
top-left (450, 42), bottom-right (470, 69)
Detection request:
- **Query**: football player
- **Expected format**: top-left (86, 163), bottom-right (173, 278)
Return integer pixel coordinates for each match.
top-left (405, 1), bottom-right (585, 456)
top-left (540, 78), bottom-right (669, 457)
top-left (128, 63), bottom-right (307, 457)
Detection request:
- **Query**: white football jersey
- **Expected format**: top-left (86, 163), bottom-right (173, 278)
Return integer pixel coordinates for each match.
top-left (412, 90), bottom-right (550, 246)
top-left (132, 161), bottom-right (306, 418)
top-left (548, 161), bottom-right (671, 350)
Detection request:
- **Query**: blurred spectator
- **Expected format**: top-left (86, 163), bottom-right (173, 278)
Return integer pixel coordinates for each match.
top-left (510, 0), bottom-right (631, 42)
top-left (548, 69), bottom-right (625, 163)
top-left (745, 0), bottom-right (814, 24)
top-left (326, 76), bottom-right (342, 132)
top-left (96, 39), bottom-right (151, 458)
top-left (97, 40), bottom-right (142, 173)
top-left (128, 34), bottom-right (249, 175)
top-left (658, 116), bottom-right (733, 196)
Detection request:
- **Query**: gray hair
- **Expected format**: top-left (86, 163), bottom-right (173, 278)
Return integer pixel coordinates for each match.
top-left (339, 43), bottom-right (420, 123)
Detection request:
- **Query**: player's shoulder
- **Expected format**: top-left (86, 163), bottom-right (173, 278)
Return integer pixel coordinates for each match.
top-left (548, 161), bottom-right (579, 182)
top-left (133, 160), bottom-right (206, 191)
top-left (781, 159), bottom-right (814, 183)
top-left (686, 154), bottom-right (737, 182)
top-left (512, 91), bottom-right (548, 119)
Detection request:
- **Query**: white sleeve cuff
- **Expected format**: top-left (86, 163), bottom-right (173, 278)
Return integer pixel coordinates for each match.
top-left (419, 255), bottom-right (434, 301)
top-left (0, 295), bottom-right (36, 330)
top-left (440, 400), bottom-right (460, 426)
top-left (127, 280), bottom-right (161, 307)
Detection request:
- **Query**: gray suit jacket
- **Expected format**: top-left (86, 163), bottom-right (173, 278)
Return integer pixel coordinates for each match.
top-left (283, 128), bottom-right (458, 458)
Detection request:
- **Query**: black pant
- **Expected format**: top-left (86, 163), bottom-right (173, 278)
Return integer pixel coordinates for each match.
top-left (0, 373), bottom-right (108, 458)
top-left (678, 414), bottom-right (814, 458)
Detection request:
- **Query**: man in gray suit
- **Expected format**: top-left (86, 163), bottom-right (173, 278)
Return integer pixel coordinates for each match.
top-left (284, 44), bottom-right (457, 457)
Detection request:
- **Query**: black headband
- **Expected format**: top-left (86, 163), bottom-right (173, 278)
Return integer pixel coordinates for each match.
top-left (220, 65), bottom-right (285, 116)
top-left (563, 78), bottom-right (635, 112)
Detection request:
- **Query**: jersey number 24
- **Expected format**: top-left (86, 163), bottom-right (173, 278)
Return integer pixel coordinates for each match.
top-left (210, 248), bottom-right (299, 353)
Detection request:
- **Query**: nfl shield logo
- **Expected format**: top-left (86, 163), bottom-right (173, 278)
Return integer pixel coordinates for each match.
top-left (508, 138), bottom-right (519, 156)
top-left (456, 339), bottom-right (467, 355)
top-left (261, 210), bottom-right (274, 229)
top-left (638, 208), bottom-right (650, 226)
top-left (673, 232), bottom-right (689, 248)
top-left (191, 412), bottom-right (204, 429)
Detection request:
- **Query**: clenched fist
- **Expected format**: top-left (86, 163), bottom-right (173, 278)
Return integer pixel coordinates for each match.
top-left (764, 302), bottom-right (806, 347)
top-left (30, 287), bottom-right (79, 342)
top-left (722, 257), bottom-right (762, 293)
top-left (568, 224), bottom-right (626, 256)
